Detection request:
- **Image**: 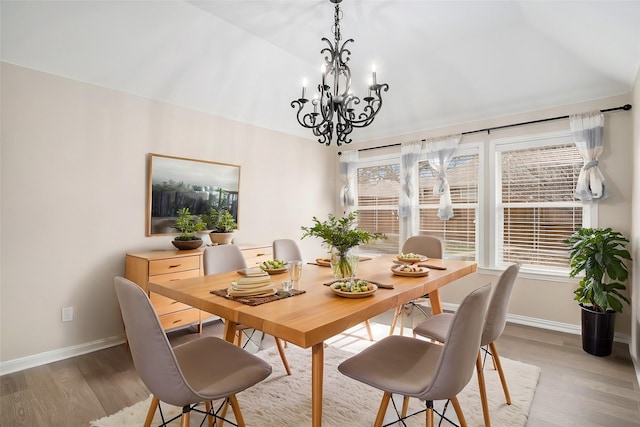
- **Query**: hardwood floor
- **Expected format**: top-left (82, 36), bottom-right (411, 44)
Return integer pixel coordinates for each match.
top-left (1, 314), bottom-right (639, 426)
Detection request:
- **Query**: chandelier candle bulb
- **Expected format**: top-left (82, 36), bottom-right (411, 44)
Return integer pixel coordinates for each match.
top-left (372, 64), bottom-right (377, 85)
top-left (301, 79), bottom-right (307, 100)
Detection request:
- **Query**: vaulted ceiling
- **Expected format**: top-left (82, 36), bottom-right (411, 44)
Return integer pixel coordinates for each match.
top-left (2, 1), bottom-right (640, 144)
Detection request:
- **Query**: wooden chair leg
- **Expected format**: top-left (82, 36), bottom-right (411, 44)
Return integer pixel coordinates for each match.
top-left (205, 401), bottom-right (213, 427)
top-left (235, 331), bottom-right (243, 347)
top-left (450, 396), bottom-right (467, 427)
top-left (389, 306), bottom-right (401, 335)
top-left (364, 320), bottom-right (374, 341)
top-left (219, 398), bottom-right (230, 427)
top-left (180, 408), bottom-right (190, 427)
top-left (374, 391), bottom-right (392, 427)
top-left (401, 396), bottom-right (410, 418)
top-left (490, 342), bottom-right (512, 404)
top-left (426, 403), bottom-right (434, 427)
top-left (275, 337), bottom-right (292, 375)
top-left (229, 394), bottom-right (246, 427)
top-left (476, 351), bottom-right (491, 427)
top-left (144, 395), bottom-right (159, 427)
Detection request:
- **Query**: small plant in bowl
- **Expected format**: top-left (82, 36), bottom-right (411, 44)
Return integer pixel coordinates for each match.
top-left (202, 208), bottom-right (238, 245)
top-left (172, 207), bottom-right (205, 250)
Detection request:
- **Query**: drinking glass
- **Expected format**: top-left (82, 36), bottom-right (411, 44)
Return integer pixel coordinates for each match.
top-left (288, 260), bottom-right (303, 288)
top-left (281, 280), bottom-right (293, 293)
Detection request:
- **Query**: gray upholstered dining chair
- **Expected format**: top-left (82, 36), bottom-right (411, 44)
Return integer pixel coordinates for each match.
top-left (338, 284), bottom-right (491, 427)
top-left (413, 263), bottom-right (521, 427)
top-left (114, 276), bottom-right (272, 427)
top-left (203, 245), bottom-right (291, 375)
top-left (389, 235), bottom-right (444, 336)
top-left (273, 238), bottom-right (304, 262)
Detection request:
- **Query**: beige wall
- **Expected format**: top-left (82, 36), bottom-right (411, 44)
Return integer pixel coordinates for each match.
top-left (0, 63), bottom-right (335, 365)
top-left (354, 94), bottom-right (634, 336)
top-left (631, 67), bottom-right (640, 366)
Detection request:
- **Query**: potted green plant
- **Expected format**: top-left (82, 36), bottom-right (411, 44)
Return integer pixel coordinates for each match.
top-left (202, 208), bottom-right (238, 245)
top-left (172, 207), bottom-right (206, 250)
top-left (565, 227), bottom-right (631, 356)
top-left (301, 211), bottom-right (386, 278)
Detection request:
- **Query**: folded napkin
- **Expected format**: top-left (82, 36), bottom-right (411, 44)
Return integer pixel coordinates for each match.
top-left (228, 275), bottom-right (277, 297)
top-left (234, 276), bottom-right (272, 286)
top-left (227, 285), bottom-right (277, 297)
top-left (238, 268), bottom-right (270, 277)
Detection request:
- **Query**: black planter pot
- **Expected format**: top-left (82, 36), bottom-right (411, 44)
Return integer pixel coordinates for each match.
top-left (580, 304), bottom-right (616, 357)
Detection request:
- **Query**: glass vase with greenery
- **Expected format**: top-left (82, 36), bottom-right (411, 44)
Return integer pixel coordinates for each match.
top-left (301, 211), bottom-right (386, 278)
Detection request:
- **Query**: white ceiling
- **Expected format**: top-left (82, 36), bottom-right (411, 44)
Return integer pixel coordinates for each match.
top-left (2, 0), bottom-right (640, 145)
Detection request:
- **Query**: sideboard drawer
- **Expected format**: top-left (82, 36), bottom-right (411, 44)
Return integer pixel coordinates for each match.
top-left (149, 269), bottom-right (200, 284)
top-left (149, 255), bottom-right (200, 275)
top-left (242, 246), bottom-right (272, 267)
top-left (150, 292), bottom-right (193, 316)
top-left (158, 308), bottom-right (201, 331)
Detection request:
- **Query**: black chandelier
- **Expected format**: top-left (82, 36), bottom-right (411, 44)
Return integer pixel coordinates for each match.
top-left (291, 0), bottom-right (389, 147)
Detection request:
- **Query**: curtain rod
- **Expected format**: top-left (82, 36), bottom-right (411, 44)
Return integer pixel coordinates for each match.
top-left (342, 103), bottom-right (632, 155)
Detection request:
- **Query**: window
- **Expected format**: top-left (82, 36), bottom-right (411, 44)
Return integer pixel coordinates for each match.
top-left (355, 161), bottom-right (400, 253)
top-left (351, 129), bottom-right (593, 277)
top-left (418, 149), bottom-right (479, 261)
top-left (493, 132), bottom-right (593, 271)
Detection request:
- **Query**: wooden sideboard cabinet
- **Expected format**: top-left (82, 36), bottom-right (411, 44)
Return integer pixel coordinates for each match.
top-left (125, 244), bottom-right (272, 332)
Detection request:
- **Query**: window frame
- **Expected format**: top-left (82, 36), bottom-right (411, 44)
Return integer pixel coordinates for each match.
top-left (488, 130), bottom-right (597, 278)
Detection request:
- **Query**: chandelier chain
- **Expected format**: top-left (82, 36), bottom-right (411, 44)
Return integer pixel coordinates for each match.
top-left (334, 3), bottom-right (341, 44)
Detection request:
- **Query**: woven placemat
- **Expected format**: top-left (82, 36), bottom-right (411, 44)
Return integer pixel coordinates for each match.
top-left (210, 288), bottom-right (306, 306)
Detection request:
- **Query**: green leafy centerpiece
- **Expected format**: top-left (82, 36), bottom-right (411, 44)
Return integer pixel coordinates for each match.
top-left (301, 211), bottom-right (386, 279)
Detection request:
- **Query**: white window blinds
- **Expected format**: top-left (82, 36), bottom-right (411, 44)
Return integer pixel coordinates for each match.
top-left (356, 162), bottom-right (401, 253)
top-left (418, 152), bottom-right (479, 260)
top-left (497, 139), bottom-right (584, 268)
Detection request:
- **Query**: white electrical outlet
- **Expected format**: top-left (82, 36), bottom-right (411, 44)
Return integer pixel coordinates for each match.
top-left (62, 306), bottom-right (74, 322)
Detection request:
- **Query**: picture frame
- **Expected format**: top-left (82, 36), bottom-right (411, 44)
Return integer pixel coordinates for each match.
top-left (146, 153), bottom-right (240, 236)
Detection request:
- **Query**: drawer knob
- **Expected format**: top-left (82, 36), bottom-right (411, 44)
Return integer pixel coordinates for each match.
top-left (168, 264), bottom-right (181, 269)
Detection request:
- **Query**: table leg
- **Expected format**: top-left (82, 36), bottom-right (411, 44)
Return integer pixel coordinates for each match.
top-left (429, 289), bottom-right (443, 315)
top-left (222, 320), bottom-right (238, 343)
top-left (311, 342), bottom-right (324, 427)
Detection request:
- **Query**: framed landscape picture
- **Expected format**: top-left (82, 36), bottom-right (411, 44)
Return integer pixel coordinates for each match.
top-left (146, 153), bottom-right (240, 236)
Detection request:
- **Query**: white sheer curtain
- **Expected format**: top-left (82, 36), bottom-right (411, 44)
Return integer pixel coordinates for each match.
top-left (570, 111), bottom-right (609, 203)
top-left (339, 150), bottom-right (359, 209)
top-left (425, 135), bottom-right (460, 220)
top-left (399, 141), bottom-right (422, 245)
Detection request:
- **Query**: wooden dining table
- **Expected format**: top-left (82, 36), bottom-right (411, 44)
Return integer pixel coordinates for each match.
top-left (148, 253), bottom-right (477, 426)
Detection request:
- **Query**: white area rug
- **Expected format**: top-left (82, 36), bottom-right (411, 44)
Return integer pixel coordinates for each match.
top-left (91, 328), bottom-right (541, 427)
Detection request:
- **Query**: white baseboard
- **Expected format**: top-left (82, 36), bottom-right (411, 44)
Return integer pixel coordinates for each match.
top-left (440, 302), bottom-right (631, 344)
top-left (0, 310), bottom-right (633, 376)
top-left (0, 334), bottom-right (125, 376)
